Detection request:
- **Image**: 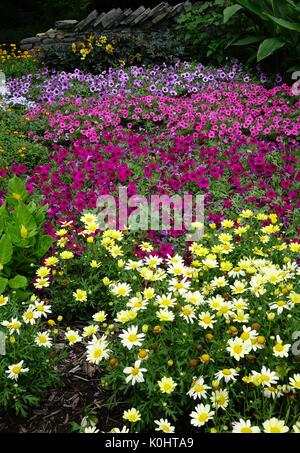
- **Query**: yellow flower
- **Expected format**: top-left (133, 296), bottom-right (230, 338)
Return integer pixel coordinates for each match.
top-left (240, 209), bottom-right (253, 218)
top-left (289, 292), bottom-right (300, 304)
top-left (102, 277), bottom-right (111, 286)
top-left (73, 289), bottom-right (87, 302)
top-left (221, 219), bottom-right (234, 228)
top-left (56, 228), bottom-right (68, 236)
top-left (60, 250), bottom-right (74, 260)
top-left (20, 224), bottom-right (28, 239)
top-left (289, 242), bottom-right (300, 252)
top-left (0, 294), bottom-right (9, 307)
top-left (105, 44), bottom-right (114, 54)
top-left (123, 408), bottom-right (141, 423)
top-left (158, 376), bottom-right (177, 394)
top-left (45, 256), bottom-right (59, 266)
top-left (36, 266), bottom-right (51, 277)
top-left (269, 213), bottom-right (278, 224)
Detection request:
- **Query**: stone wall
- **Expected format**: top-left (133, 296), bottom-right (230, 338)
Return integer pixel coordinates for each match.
top-left (20, 2), bottom-right (192, 52)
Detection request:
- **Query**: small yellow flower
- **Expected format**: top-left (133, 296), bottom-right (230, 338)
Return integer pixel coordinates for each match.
top-left (73, 289), bottom-right (87, 302)
top-left (90, 260), bottom-right (101, 268)
top-left (20, 225), bottom-right (28, 239)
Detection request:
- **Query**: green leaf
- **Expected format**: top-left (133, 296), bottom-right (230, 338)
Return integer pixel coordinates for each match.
top-left (14, 289), bottom-right (32, 302)
top-left (272, 0), bottom-right (293, 19)
top-left (263, 14), bottom-right (300, 32)
top-left (287, 64), bottom-right (300, 72)
top-left (7, 177), bottom-right (28, 206)
top-left (8, 275), bottom-right (28, 289)
top-left (35, 235), bottom-right (52, 258)
top-left (237, 0), bottom-right (270, 21)
top-left (257, 38), bottom-right (286, 61)
top-left (0, 234), bottom-right (13, 265)
top-left (232, 36), bottom-right (262, 46)
top-left (223, 4), bottom-right (243, 23)
top-left (14, 203), bottom-right (37, 235)
top-left (0, 277), bottom-right (8, 292)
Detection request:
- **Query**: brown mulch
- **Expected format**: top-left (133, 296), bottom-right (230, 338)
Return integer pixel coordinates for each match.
top-left (0, 339), bottom-right (122, 433)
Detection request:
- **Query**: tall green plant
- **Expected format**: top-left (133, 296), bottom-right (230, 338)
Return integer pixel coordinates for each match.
top-left (0, 177), bottom-right (52, 300)
top-left (177, 0), bottom-right (238, 65)
top-left (224, 0), bottom-right (300, 70)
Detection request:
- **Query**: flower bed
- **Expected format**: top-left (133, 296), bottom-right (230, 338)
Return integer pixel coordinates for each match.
top-left (0, 61), bottom-right (299, 433)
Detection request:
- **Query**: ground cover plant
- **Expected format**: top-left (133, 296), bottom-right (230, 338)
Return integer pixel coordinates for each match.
top-left (0, 42), bottom-right (299, 433)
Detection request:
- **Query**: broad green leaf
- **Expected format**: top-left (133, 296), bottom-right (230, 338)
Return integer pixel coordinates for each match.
top-left (8, 275), bottom-right (28, 289)
top-left (7, 177), bottom-right (28, 206)
top-left (0, 234), bottom-right (13, 265)
top-left (35, 235), bottom-right (52, 258)
top-left (0, 277), bottom-right (8, 292)
top-left (237, 0), bottom-right (270, 21)
top-left (14, 289), bottom-right (32, 302)
top-left (223, 4), bottom-right (243, 23)
top-left (287, 64), bottom-right (300, 72)
top-left (257, 38), bottom-right (286, 61)
top-left (232, 36), bottom-right (262, 45)
top-left (14, 203), bottom-right (37, 234)
top-left (273, 0), bottom-right (294, 19)
top-left (264, 14), bottom-right (300, 32)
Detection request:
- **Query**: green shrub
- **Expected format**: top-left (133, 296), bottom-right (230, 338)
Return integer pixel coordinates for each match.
top-left (0, 177), bottom-right (52, 302)
top-left (0, 291), bottom-right (61, 416)
top-left (39, 32), bottom-right (186, 73)
top-left (0, 44), bottom-right (40, 78)
top-left (0, 122), bottom-right (49, 171)
top-left (224, 0), bottom-right (300, 72)
top-left (0, 178), bottom-right (61, 417)
top-left (176, 0), bottom-right (247, 65)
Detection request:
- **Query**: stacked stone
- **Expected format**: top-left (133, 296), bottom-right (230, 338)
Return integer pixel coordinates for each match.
top-left (20, 2), bottom-right (192, 51)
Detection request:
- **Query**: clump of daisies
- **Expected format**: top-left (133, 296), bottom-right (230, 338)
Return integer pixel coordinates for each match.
top-left (0, 293), bottom-right (61, 415)
top-left (53, 211), bottom-right (300, 432)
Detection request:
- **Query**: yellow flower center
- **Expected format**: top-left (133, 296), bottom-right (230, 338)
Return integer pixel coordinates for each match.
top-left (203, 315), bottom-right (211, 323)
top-left (197, 413), bottom-right (209, 423)
top-left (233, 344), bottom-right (243, 354)
top-left (241, 427), bottom-right (252, 433)
top-left (12, 365), bottom-right (21, 374)
top-left (274, 343), bottom-right (284, 352)
top-left (194, 385), bottom-right (205, 392)
top-left (241, 332), bottom-right (250, 340)
top-left (128, 334), bottom-right (138, 343)
top-left (261, 374), bottom-right (270, 382)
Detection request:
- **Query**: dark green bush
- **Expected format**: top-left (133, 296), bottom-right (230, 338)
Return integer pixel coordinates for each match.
top-left (223, 0), bottom-right (300, 72)
top-left (176, 0), bottom-right (249, 65)
top-left (38, 32), bottom-right (186, 73)
top-left (0, 120), bottom-right (49, 171)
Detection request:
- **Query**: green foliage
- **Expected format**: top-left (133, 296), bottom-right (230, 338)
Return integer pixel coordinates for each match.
top-left (0, 292), bottom-right (62, 416)
top-left (0, 120), bottom-right (49, 171)
top-left (0, 57), bottom-right (39, 79)
top-left (38, 32), bottom-right (186, 73)
top-left (176, 0), bottom-right (247, 65)
top-left (223, 0), bottom-right (300, 70)
top-left (0, 177), bottom-right (52, 300)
